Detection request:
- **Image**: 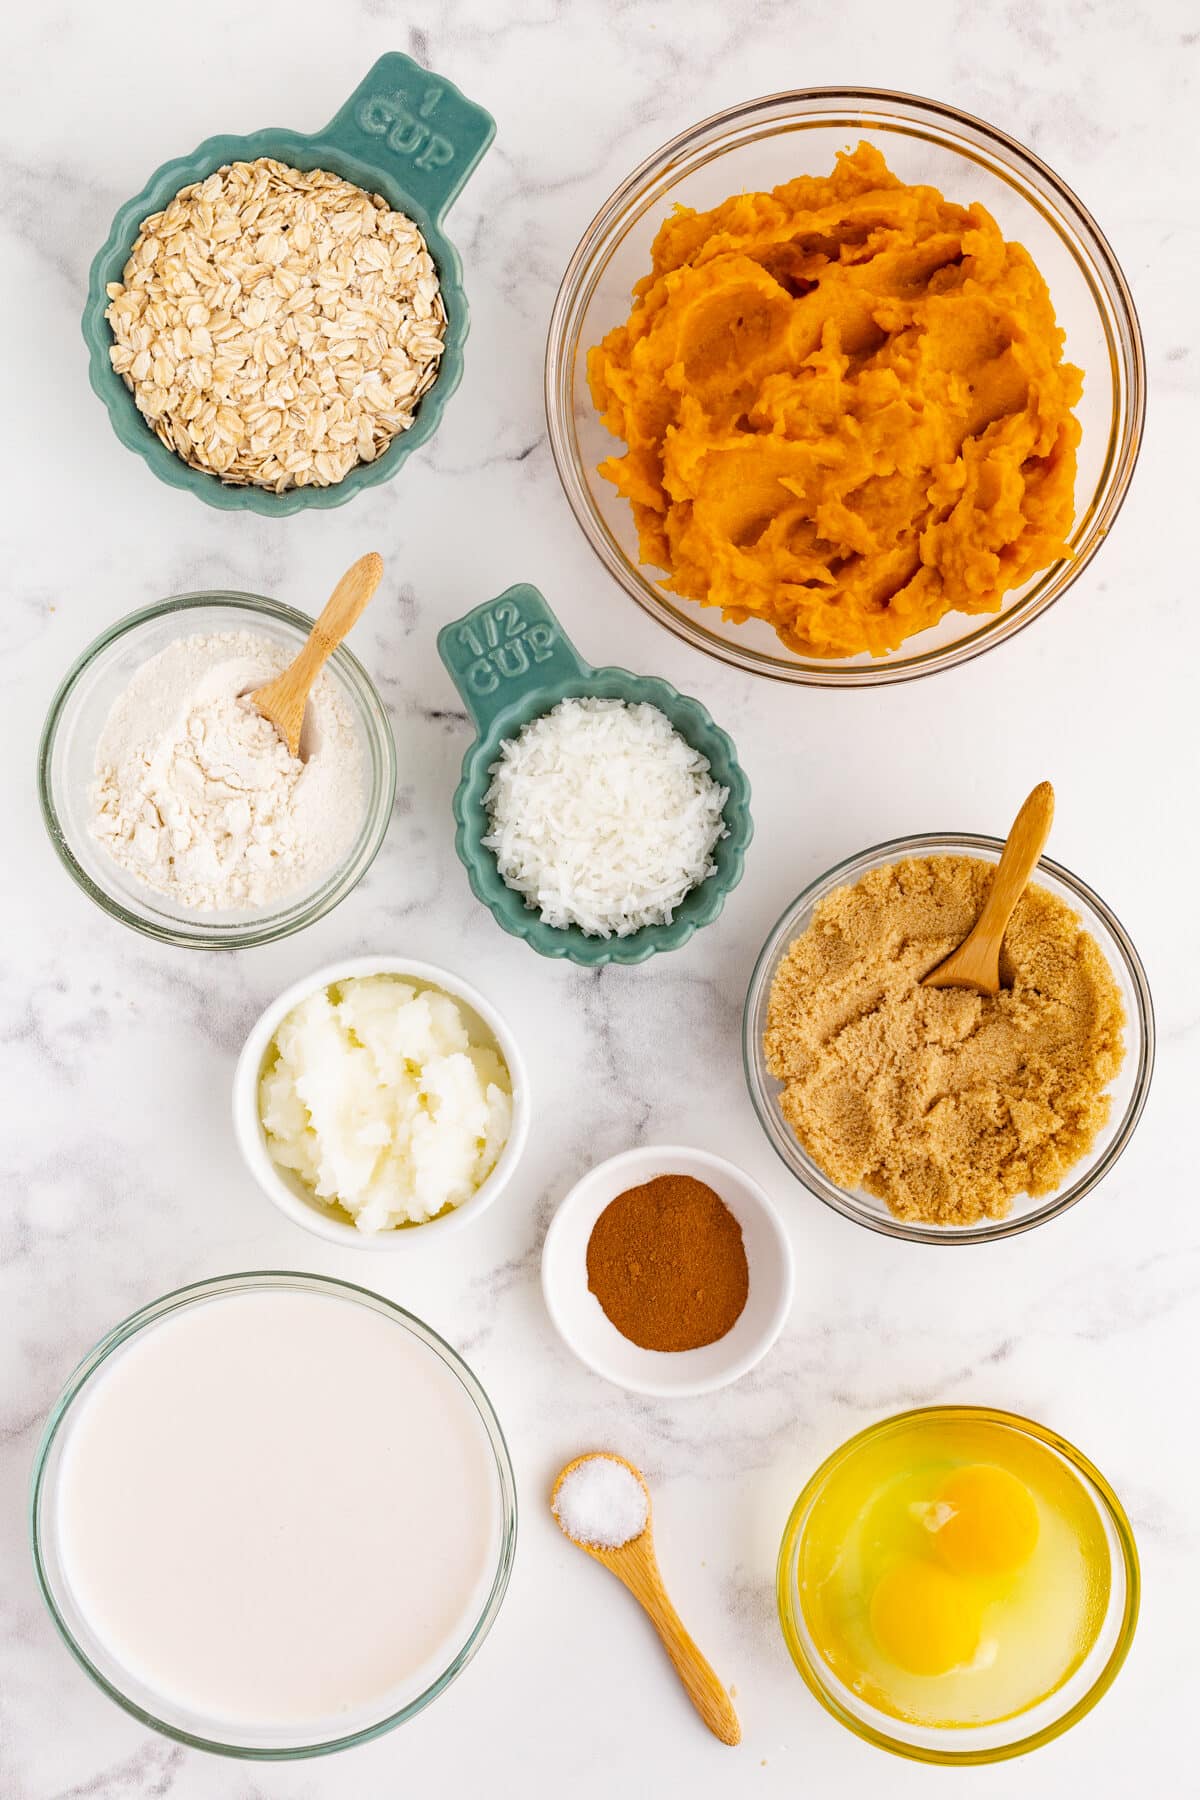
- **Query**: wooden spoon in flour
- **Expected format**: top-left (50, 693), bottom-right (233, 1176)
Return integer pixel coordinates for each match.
top-left (922, 781), bottom-right (1055, 997)
top-left (251, 552), bottom-right (384, 758)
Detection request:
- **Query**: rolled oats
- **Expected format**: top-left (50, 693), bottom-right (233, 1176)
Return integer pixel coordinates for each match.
top-left (105, 158), bottom-right (447, 492)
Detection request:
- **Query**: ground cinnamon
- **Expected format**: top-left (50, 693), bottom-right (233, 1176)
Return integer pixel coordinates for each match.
top-left (585, 1174), bottom-right (749, 1352)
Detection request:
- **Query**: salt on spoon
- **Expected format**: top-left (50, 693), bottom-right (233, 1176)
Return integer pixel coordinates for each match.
top-left (551, 1452), bottom-right (741, 1746)
top-left (249, 552), bottom-right (384, 759)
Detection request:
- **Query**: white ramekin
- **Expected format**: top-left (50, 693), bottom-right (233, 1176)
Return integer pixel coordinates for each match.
top-left (541, 1144), bottom-right (795, 1396)
top-left (233, 956), bottom-right (530, 1248)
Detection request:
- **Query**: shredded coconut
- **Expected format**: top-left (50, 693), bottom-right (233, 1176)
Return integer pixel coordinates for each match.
top-left (553, 1456), bottom-right (648, 1549)
top-left (482, 697), bottom-right (728, 938)
top-left (89, 631), bottom-right (364, 913)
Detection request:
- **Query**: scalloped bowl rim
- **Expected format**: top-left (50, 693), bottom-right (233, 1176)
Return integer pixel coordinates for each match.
top-left (84, 127), bottom-right (473, 515)
top-left (450, 665), bottom-right (754, 964)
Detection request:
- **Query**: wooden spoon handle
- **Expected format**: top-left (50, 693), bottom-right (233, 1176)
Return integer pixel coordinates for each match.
top-left (972, 780), bottom-right (1056, 944)
top-left (615, 1557), bottom-right (741, 1746)
top-left (283, 551), bottom-right (384, 693)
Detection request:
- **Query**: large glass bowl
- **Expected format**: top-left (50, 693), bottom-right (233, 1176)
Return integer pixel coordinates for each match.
top-left (546, 89), bottom-right (1145, 685)
top-left (38, 593), bottom-right (396, 949)
top-left (743, 833), bottom-right (1154, 1243)
top-left (776, 1406), bottom-right (1139, 1763)
top-left (29, 1272), bottom-right (518, 1759)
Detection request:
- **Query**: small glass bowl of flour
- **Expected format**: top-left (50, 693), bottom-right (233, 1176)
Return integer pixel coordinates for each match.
top-left (39, 593), bottom-right (395, 947)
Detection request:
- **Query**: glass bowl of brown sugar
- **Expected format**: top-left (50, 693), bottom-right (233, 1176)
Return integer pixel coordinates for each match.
top-left (541, 1145), bottom-right (794, 1395)
top-left (743, 834), bottom-right (1154, 1245)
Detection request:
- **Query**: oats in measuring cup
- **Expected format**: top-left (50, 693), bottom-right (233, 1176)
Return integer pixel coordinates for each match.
top-left (105, 157), bottom-right (446, 492)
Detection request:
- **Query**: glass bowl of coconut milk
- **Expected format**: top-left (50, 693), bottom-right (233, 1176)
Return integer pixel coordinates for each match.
top-left (29, 1271), bottom-right (517, 1757)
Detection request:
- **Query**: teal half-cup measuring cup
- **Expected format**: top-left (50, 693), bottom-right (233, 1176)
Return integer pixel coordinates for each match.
top-left (437, 586), bottom-right (753, 966)
top-left (83, 53), bottom-right (494, 515)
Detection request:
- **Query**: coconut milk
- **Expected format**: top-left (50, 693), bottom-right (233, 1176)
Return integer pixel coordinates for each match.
top-left (54, 1286), bottom-right (504, 1732)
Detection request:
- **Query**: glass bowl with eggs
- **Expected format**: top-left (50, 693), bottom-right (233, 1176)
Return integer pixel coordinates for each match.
top-left (776, 1405), bottom-right (1139, 1763)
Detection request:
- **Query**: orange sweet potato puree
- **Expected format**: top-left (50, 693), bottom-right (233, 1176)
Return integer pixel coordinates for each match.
top-left (588, 144), bottom-right (1082, 659)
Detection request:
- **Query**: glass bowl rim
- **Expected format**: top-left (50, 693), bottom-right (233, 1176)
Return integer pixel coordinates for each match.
top-left (28, 1269), bottom-right (519, 1760)
top-left (775, 1402), bottom-right (1140, 1764)
top-left (742, 830), bottom-right (1155, 1244)
top-left (37, 590), bottom-right (398, 950)
top-left (544, 84), bottom-right (1146, 687)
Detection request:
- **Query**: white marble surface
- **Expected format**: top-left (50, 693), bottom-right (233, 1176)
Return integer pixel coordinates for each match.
top-left (2, 1), bottom-right (1197, 1794)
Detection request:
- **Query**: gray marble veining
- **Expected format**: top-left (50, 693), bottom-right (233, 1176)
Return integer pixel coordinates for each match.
top-left (2, 1), bottom-right (1197, 1795)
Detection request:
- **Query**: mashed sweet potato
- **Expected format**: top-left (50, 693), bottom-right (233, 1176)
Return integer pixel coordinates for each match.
top-left (588, 144), bottom-right (1082, 659)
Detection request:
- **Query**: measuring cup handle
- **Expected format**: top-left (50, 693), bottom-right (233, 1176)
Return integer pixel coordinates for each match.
top-left (321, 53), bottom-right (495, 224)
top-left (437, 586), bottom-right (591, 736)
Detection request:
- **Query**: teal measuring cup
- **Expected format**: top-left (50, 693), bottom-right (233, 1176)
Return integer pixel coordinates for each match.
top-left (438, 586), bottom-right (753, 966)
top-left (83, 54), bottom-right (494, 515)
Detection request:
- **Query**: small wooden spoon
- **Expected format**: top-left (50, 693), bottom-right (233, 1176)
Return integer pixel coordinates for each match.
top-left (922, 781), bottom-right (1055, 996)
top-left (551, 1452), bottom-right (741, 1746)
top-left (250, 552), bottom-right (384, 757)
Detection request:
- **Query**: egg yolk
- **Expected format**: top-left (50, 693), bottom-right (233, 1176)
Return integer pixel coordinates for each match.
top-left (869, 1558), bottom-right (983, 1676)
top-left (931, 1463), bottom-right (1040, 1578)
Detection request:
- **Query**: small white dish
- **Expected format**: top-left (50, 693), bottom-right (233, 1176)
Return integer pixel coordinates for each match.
top-left (233, 956), bottom-right (530, 1248)
top-left (541, 1145), bottom-right (794, 1396)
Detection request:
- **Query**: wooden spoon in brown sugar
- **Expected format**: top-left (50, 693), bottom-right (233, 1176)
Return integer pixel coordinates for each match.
top-left (551, 1452), bottom-right (741, 1746)
top-left (250, 552), bottom-right (384, 757)
top-left (922, 781), bottom-right (1055, 997)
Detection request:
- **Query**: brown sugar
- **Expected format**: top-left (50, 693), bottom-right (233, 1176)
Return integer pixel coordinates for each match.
top-left (586, 1174), bottom-right (749, 1351)
top-left (763, 856), bottom-right (1126, 1226)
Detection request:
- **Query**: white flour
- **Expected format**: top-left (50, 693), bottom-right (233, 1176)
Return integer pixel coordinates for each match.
top-left (90, 631), bottom-right (364, 913)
